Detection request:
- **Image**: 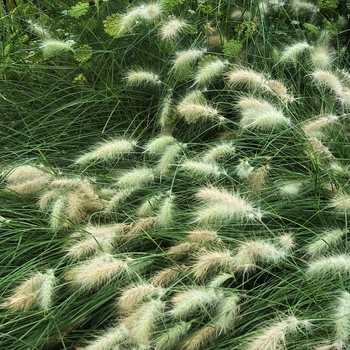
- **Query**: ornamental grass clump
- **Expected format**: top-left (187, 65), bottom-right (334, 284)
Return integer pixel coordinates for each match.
top-left (2, 0), bottom-right (350, 349)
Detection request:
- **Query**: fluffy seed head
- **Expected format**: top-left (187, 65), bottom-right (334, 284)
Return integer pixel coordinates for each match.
top-left (214, 294), bottom-right (241, 333)
top-left (151, 265), bottom-right (187, 287)
top-left (65, 253), bottom-right (129, 290)
top-left (310, 70), bottom-right (343, 94)
top-left (138, 2), bottom-right (163, 20)
top-left (83, 324), bottom-right (128, 350)
top-left (75, 138), bottom-right (137, 165)
top-left (118, 284), bottom-right (164, 314)
top-left (2, 272), bottom-right (45, 311)
top-left (306, 229), bottom-right (346, 257)
top-left (278, 181), bottom-right (302, 199)
top-left (145, 135), bottom-right (176, 155)
top-left (302, 115), bottom-right (339, 138)
top-left (330, 194), bottom-right (350, 215)
top-left (249, 165), bottom-right (269, 190)
top-left (279, 41), bottom-right (312, 63)
top-left (181, 325), bottom-right (217, 350)
top-left (193, 250), bottom-right (235, 281)
top-left (306, 254), bottom-right (350, 279)
top-left (234, 240), bottom-right (286, 275)
top-left (170, 287), bottom-right (223, 319)
top-left (266, 79), bottom-right (294, 103)
top-left (245, 315), bottom-right (310, 350)
top-left (172, 49), bottom-right (205, 71)
top-left (201, 142), bottom-right (235, 163)
top-left (194, 59), bottom-right (225, 86)
top-left (311, 45), bottom-right (335, 69)
top-left (38, 269), bottom-right (56, 310)
top-left (159, 18), bottom-right (189, 40)
top-left (117, 167), bottom-right (154, 189)
top-left (40, 39), bottom-right (73, 58)
top-left (125, 298), bottom-right (166, 344)
top-left (236, 159), bottom-right (254, 179)
top-left (156, 321), bottom-right (191, 349)
top-left (194, 186), bottom-right (262, 224)
top-left (181, 160), bottom-right (223, 179)
top-left (156, 194), bottom-right (175, 227)
top-left (225, 68), bottom-right (265, 89)
top-left (156, 143), bottom-right (183, 175)
top-left (237, 97), bottom-right (290, 130)
top-left (334, 291), bottom-right (350, 343)
top-left (125, 69), bottom-right (161, 87)
top-left (187, 230), bottom-right (220, 244)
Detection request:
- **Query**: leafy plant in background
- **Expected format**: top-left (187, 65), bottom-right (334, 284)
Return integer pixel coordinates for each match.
top-left (0, 0), bottom-right (350, 349)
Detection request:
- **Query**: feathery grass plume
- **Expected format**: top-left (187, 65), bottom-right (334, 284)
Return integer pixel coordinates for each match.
top-left (170, 287), bottom-right (223, 319)
top-left (236, 159), bottom-right (254, 179)
top-left (125, 298), bottom-right (166, 344)
top-left (50, 196), bottom-right (66, 232)
top-left (244, 315), bottom-right (311, 350)
top-left (65, 253), bottom-right (129, 290)
top-left (126, 216), bottom-right (158, 238)
top-left (181, 160), bottom-right (224, 179)
top-left (333, 291), bottom-right (350, 347)
top-left (291, 0), bottom-right (319, 14)
top-left (310, 70), bottom-right (343, 95)
top-left (187, 230), bottom-right (220, 245)
top-left (151, 265), bottom-right (188, 287)
top-left (234, 240), bottom-right (286, 275)
top-left (2, 272), bottom-right (45, 311)
top-left (117, 167), bottom-right (154, 189)
top-left (307, 137), bottom-right (333, 158)
top-left (265, 80), bottom-right (294, 103)
top-left (75, 138), bottom-right (137, 165)
top-left (159, 18), bottom-right (189, 40)
top-left (214, 293), bottom-right (241, 334)
top-left (40, 38), bottom-right (73, 58)
top-left (5, 164), bottom-right (53, 195)
top-left (65, 224), bottom-right (125, 258)
top-left (156, 143), bottom-right (184, 175)
top-left (167, 242), bottom-right (200, 258)
top-left (145, 135), bottom-right (176, 155)
top-left (249, 165), bottom-right (269, 190)
top-left (237, 97), bottom-right (290, 130)
top-left (155, 321), bottom-right (191, 349)
top-left (117, 283), bottom-right (164, 314)
top-left (306, 229), bottom-right (346, 257)
top-left (302, 115), bottom-right (339, 138)
top-left (279, 41), bottom-right (312, 63)
top-left (306, 254), bottom-right (350, 279)
top-left (172, 49), bottom-right (205, 72)
top-left (194, 58), bottom-right (225, 86)
top-left (192, 250), bottom-right (235, 281)
top-left (278, 181), bottom-right (303, 199)
top-left (194, 185), bottom-right (262, 224)
top-left (176, 91), bottom-right (220, 124)
top-left (311, 45), bottom-right (335, 69)
top-left (330, 193), bottom-right (350, 215)
top-left (156, 193), bottom-right (175, 227)
top-left (225, 68), bottom-right (266, 89)
top-left (338, 88), bottom-right (350, 107)
top-left (27, 20), bottom-right (51, 39)
top-left (137, 194), bottom-right (162, 217)
top-left (159, 90), bottom-right (173, 128)
top-left (209, 273), bottom-right (233, 288)
top-left (82, 323), bottom-right (128, 350)
top-left (38, 269), bottom-right (56, 310)
top-left (201, 142), bottom-right (235, 163)
top-left (6, 164), bottom-right (52, 184)
top-left (125, 69), bottom-right (161, 88)
top-left (104, 3), bottom-right (162, 37)
top-left (104, 189), bottom-right (133, 213)
top-left (181, 325), bottom-right (217, 350)
top-left (278, 233), bottom-right (296, 251)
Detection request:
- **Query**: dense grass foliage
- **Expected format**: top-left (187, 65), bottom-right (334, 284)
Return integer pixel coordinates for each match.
top-left (1, 0), bottom-right (350, 349)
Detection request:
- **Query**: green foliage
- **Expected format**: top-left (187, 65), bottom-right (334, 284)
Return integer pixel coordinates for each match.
top-left (222, 39), bottom-right (243, 59)
top-left (68, 1), bottom-right (90, 18)
top-left (1, 0), bottom-right (350, 350)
